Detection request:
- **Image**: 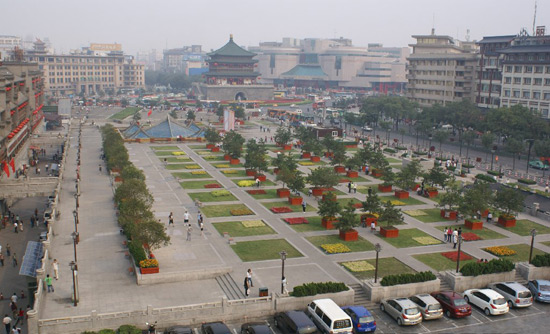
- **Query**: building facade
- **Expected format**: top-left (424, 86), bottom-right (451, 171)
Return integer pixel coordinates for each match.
top-left (0, 35), bottom-right (21, 60)
top-left (162, 45), bottom-right (208, 75)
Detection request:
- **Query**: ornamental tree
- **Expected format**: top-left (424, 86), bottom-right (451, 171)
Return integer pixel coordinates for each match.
top-left (322, 135), bottom-right (337, 153)
top-left (317, 192), bottom-right (341, 220)
top-left (330, 142), bottom-right (348, 167)
top-left (378, 201), bottom-right (404, 228)
top-left (336, 202), bottom-right (360, 232)
top-left (423, 166), bottom-right (450, 189)
top-left (272, 153), bottom-right (297, 172)
top-left (307, 166), bottom-right (340, 190)
top-left (458, 182), bottom-right (493, 220)
top-left (127, 217), bottom-right (171, 251)
top-left (286, 169), bottom-right (306, 195)
top-left (395, 160), bottom-right (421, 191)
top-left (222, 130), bottom-right (245, 159)
top-left (345, 153), bottom-right (362, 171)
top-left (492, 187), bottom-right (525, 218)
top-left (437, 181), bottom-right (463, 212)
top-left (274, 126), bottom-right (292, 146)
top-left (362, 192), bottom-right (383, 216)
top-left (244, 139), bottom-right (268, 174)
top-left (204, 127), bottom-right (222, 145)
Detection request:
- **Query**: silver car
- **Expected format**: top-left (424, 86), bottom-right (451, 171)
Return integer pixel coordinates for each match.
top-left (380, 298), bottom-right (422, 326)
top-left (488, 282), bottom-right (533, 308)
top-left (408, 294), bottom-right (443, 320)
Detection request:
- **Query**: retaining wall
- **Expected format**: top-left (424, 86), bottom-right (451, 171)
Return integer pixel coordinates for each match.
top-left (443, 270), bottom-right (516, 291)
top-left (363, 279), bottom-right (440, 302)
top-left (517, 262), bottom-right (550, 280)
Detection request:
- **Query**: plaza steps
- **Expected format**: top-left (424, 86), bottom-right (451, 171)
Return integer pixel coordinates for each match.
top-left (349, 283), bottom-right (377, 309)
top-left (515, 270), bottom-right (528, 286)
top-left (216, 273), bottom-right (246, 300)
top-left (436, 273), bottom-right (453, 291)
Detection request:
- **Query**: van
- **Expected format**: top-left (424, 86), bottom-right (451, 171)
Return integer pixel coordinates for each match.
top-left (488, 282), bottom-right (533, 308)
top-left (307, 299), bottom-right (353, 334)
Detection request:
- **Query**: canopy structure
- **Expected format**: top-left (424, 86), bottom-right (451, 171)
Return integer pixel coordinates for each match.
top-left (19, 241), bottom-right (44, 278)
top-left (122, 116), bottom-right (205, 139)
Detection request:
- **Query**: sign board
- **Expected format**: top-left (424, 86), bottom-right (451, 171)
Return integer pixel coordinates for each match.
top-left (90, 43), bottom-right (122, 51)
top-left (224, 109), bottom-right (235, 132)
top-left (58, 98), bottom-right (72, 116)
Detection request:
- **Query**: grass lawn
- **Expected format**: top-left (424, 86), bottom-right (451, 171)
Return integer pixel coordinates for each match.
top-left (541, 241), bottom-right (550, 247)
top-left (109, 107), bottom-right (140, 120)
top-left (231, 239), bottom-right (303, 262)
top-left (166, 163), bottom-right (201, 170)
top-left (380, 228), bottom-right (443, 248)
top-left (188, 191), bottom-right (238, 203)
top-left (261, 200), bottom-right (316, 212)
top-left (151, 145), bottom-right (180, 150)
top-left (336, 198), bottom-right (362, 207)
top-left (404, 208), bottom-right (445, 223)
top-left (201, 203), bottom-right (254, 218)
top-left (231, 178), bottom-right (276, 187)
top-left (163, 157), bottom-right (192, 163)
top-left (385, 157), bottom-right (402, 164)
top-left (288, 216), bottom-right (329, 232)
top-left (341, 257), bottom-right (416, 280)
top-left (202, 155), bottom-right (226, 161)
top-left (414, 252), bottom-right (478, 271)
top-left (155, 151), bottom-right (184, 156)
top-left (246, 188), bottom-right (282, 200)
top-left (306, 234), bottom-right (375, 253)
top-left (187, 144), bottom-right (207, 149)
top-left (172, 171), bottom-right (212, 179)
top-left (179, 180), bottom-right (220, 189)
top-left (212, 220), bottom-right (276, 237)
top-left (499, 219), bottom-right (550, 236)
top-left (461, 227), bottom-right (507, 240)
top-left (380, 195), bottom-right (426, 206)
top-left (485, 244), bottom-right (548, 262)
top-left (219, 169), bottom-right (249, 178)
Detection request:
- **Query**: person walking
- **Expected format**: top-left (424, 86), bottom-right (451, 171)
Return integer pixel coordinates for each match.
top-left (186, 225), bottom-right (192, 241)
top-left (197, 212), bottom-right (203, 227)
top-left (44, 275), bottom-right (54, 293)
top-left (168, 212), bottom-right (174, 227)
top-left (9, 304), bottom-right (16, 320)
top-left (282, 276), bottom-right (289, 295)
top-left (98, 164), bottom-right (102, 173)
top-left (18, 221), bottom-right (23, 232)
top-left (443, 227), bottom-right (448, 242)
top-left (370, 221), bottom-right (376, 233)
top-left (11, 254), bottom-right (17, 268)
top-left (301, 198), bottom-right (307, 213)
top-left (247, 269), bottom-right (254, 287)
top-left (255, 177), bottom-right (260, 188)
top-left (10, 294), bottom-right (17, 305)
top-left (199, 221), bottom-right (204, 237)
top-left (486, 212), bottom-right (493, 224)
top-left (3, 314), bottom-right (12, 334)
top-left (13, 222), bottom-right (18, 234)
top-left (243, 277), bottom-right (250, 297)
top-left (52, 259), bottom-right (59, 280)
top-left (184, 211), bottom-right (190, 225)
top-left (353, 183), bottom-right (357, 193)
top-left (446, 228), bottom-right (452, 243)
top-left (6, 244), bottom-right (10, 257)
top-left (12, 309), bottom-right (23, 328)
top-left (0, 253), bottom-right (4, 267)
top-left (452, 229), bottom-right (458, 249)
top-left (348, 181), bottom-right (352, 193)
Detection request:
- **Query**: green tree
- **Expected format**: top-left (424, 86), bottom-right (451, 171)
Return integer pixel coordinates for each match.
top-left (481, 133), bottom-right (496, 161)
top-left (204, 127), bottom-right (221, 145)
top-left (423, 166), bottom-right (450, 189)
top-left (127, 217), bottom-right (170, 251)
top-left (274, 127), bottom-right (292, 146)
top-left (336, 202), bottom-right (360, 232)
top-left (459, 183), bottom-right (493, 220)
top-left (317, 192), bottom-right (341, 220)
top-left (244, 139), bottom-right (268, 174)
top-left (362, 192), bottom-right (383, 215)
top-left (307, 166), bottom-right (339, 190)
top-left (222, 130), bottom-right (245, 159)
top-left (463, 130), bottom-right (477, 163)
top-left (330, 142), bottom-right (347, 167)
top-left (505, 137), bottom-right (524, 170)
top-left (395, 160), bottom-right (421, 191)
top-left (187, 110), bottom-right (196, 121)
top-left (169, 109), bottom-right (178, 119)
top-left (378, 201), bottom-right (403, 228)
top-left (114, 179), bottom-right (153, 208)
top-left (437, 182), bottom-right (463, 212)
top-left (322, 135), bottom-right (337, 153)
top-left (121, 165), bottom-right (145, 181)
top-left (233, 106), bottom-right (245, 119)
top-left (492, 187), bottom-right (525, 218)
top-left (433, 130), bottom-right (449, 158)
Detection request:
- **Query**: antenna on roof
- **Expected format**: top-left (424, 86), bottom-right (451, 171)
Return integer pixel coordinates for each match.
top-left (432, 13), bottom-right (435, 35)
top-left (465, 29), bottom-right (470, 42)
top-left (533, 0), bottom-right (537, 36)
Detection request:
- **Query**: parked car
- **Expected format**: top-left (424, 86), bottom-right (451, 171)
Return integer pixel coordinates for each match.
top-left (408, 294), bottom-right (443, 320)
top-left (166, 326), bottom-right (193, 334)
top-left (430, 291), bottom-right (471, 318)
top-left (528, 160), bottom-right (549, 170)
top-left (241, 322), bottom-right (273, 334)
top-left (307, 299), bottom-right (353, 334)
top-left (379, 298), bottom-right (422, 326)
top-left (202, 322), bottom-right (231, 334)
top-left (463, 289), bottom-right (509, 316)
top-left (528, 279), bottom-right (550, 303)
top-left (341, 306), bottom-right (376, 333)
top-left (274, 310), bottom-right (319, 334)
top-left (362, 126), bottom-right (373, 132)
top-left (488, 282), bottom-right (533, 308)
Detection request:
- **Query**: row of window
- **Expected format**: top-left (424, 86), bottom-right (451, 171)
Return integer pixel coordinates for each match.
top-left (33, 57), bottom-right (124, 64)
top-left (49, 72), bottom-right (115, 76)
top-left (504, 65), bottom-right (550, 74)
top-left (505, 54), bottom-right (550, 62)
top-left (411, 60), bottom-right (469, 66)
top-left (47, 65), bottom-right (116, 70)
top-left (503, 77), bottom-right (550, 85)
top-left (503, 90), bottom-right (550, 100)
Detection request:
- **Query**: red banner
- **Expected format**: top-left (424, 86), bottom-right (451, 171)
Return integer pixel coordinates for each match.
top-left (9, 158), bottom-right (15, 172)
top-left (147, 109), bottom-right (152, 117)
top-left (2, 161), bottom-right (10, 177)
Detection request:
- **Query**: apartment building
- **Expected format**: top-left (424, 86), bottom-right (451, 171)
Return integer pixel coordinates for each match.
top-left (162, 45), bottom-right (208, 75)
top-left (0, 35), bottom-right (21, 60)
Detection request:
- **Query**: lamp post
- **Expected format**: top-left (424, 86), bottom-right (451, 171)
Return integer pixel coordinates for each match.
top-left (71, 231), bottom-right (78, 262)
top-left (529, 229), bottom-right (538, 264)
top-left (74, 193), bottom-right (79, 208)
top-left (279, 250), bottom-right (287, 294)
top-left (72, 210), bottom-right (79, 244)
top-left (490, 147), bottom-right (496, 171)
top-left (69, 261), bottom-right (79, 306)
top-left (456, 235), bottom-right (463, 273)
top-left (374, 243), bottom-right (382, 283)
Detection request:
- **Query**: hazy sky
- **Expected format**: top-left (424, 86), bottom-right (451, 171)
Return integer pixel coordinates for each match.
top-left (2, 0), bottom-right (548, 55)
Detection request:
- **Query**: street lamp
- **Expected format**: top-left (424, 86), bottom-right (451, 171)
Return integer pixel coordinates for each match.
top-left (456, 235), bottom-right (463, 273)
top-left (74, 193), bottom-right (79, 208)
top-left (374, 243), bottom-right (382, 283)
top-left (490, 146), bottom-right (496, 171)
top-left (69, 261), bottom-right (79, 306)
top-left (72, 210), bottom-right (79, 244)
top-left (280, 250), bottom-right (287, 294)
top-left (529, 229), bottom-right (538, 264)
top-left (71, 231), bottom-right (79, 262)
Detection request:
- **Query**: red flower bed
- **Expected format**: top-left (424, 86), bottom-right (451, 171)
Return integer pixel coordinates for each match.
top-left (461, 232), bottom-right (482, 241)
top-left (247, 189), bottom-right (267, 195)
top-left (352, 203), bottom-right (363, 209)
top-left (271, 207), bottom-right (293, 213)
top-left (441, 251), bottom-right (473, 261)
top-left (284, 217), bottom-right (309, 225)
top-left (204, 183), bottom-right (222, 188)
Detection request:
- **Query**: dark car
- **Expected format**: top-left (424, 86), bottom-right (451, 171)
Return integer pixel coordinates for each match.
top-left (430, 291), bottom-right (472, 318)
top-left (202, 322), bottom-right (231, 334)
top-left (341, 306), bottom-right (376, 333)
top-left (241, 322), bottom-right (273, 334)
top-left (166, 326), bottom-right (193, 334)
top-left (274, 310), bottom-right (319, 334)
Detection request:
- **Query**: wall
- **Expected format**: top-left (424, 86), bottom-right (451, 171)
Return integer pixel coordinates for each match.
top-left (363, 279), bottom-right (440, 302)
top-left (201, 85), bottom-right (274, 101)
top-left (443, 270), bottom-right (516, 291)
top-left (517, 262), bottom-right (550, 281)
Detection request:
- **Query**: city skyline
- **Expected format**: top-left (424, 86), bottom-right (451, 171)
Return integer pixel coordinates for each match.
top-left (1, 0), bottom-right (549, 55)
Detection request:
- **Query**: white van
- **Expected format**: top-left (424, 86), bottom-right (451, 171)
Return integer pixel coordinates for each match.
top-left (307, 299), bottom-right (353, 334)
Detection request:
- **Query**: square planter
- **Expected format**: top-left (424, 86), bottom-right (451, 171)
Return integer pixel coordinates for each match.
top-left (302, 152), bottom-right (312, 159)
top-left (206, 144), bottom-right (215, 149)
top-left (440, 210), bottom-right (457, 220)
top-left (211, 147), bottom-right (220, 152)
top-left (310, 156), bottom-right (321, 162)
top-left (245, 169), bottom-right (256, 176)
top-left (412, 184), bottom-right (420, 191)
top-left (427, 190), bottom-right (438, 198)
top-left (380, 226), bottom-right (399, 238)
top-left (361, 214), bottom-right (378, 226)
top-left (334, 166), bottom-right (346, 174)
top-left (230, 158), bottom-right (240, 165)
top-left (283, 144), bottom-right (292, 151)
top-left (288, 196), bottom-right (303, 205)
top-left (378, 184), bottom-right (393, 193)
top-left (394, 190), bottom-right (409, 199)
top-left (497, 216), bottom-right (517, 227)
top-left (339, 229), bottom-right (358, 241)
top-left (346, 170), bottom-right (359, 178)
top-left (312, 188), bottom-right (324, 196)
top-left (322, 217), bottom-right (337, 229)
top-left (140, 267), bottom-right (159, 274)
top-left (324, 152), bottom-right (334, 158)
top-left (481, 209), bottom-right (489, 218)
top-left (465, 219), bottom-right (483, 230)
top-left (224, 154), bottom-right (231, 161)
top-left (256, 174), bottom-right (267, 182)
top-left (277, 188), bottom-right (291, 198)
top-left (371, 169), bottom-right (383, 178)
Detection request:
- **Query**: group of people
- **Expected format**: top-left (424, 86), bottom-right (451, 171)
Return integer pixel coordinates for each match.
top-left (167, 210), bottom-right (205, 241)
top-left (347, 181), bottom-right (357, 193)
top-left (443, 227), bottom-right (462, 248)
top-left (2, 292), bottom-right (29, 333)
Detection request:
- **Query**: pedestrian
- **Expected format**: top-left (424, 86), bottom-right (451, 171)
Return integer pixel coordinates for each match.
top-left (452, 229), bottom-right (458, 249)
top-left (18, 221), bottom-right (23, 232)
top-left (10, 294), bottom-right (17, 305)
top-left (13, 222), bottom-right (18, 234)
top-left (37, 168), bottom-right (40, 175)
top-left (301, 198), bottom-right (307, 213)
top-left (308, 189), bottom-right (313, 197)
top-left (0, 253), bottom-right (4, 266)
top-left (458, 227), bottom-right (462, 237)
top-left (197, 212), bottom-right (203, 226)
top-left (45, 164), bottom-right (49, 172)
top-left (255, 177), bottom-right (260, 188)
top-left (186, 225), bottom-right (192, 241)
top-left (365, 165), bottom-right (369, 175)
top-left (370, 221), bottom-right (376, 233)
top-left (353, 183), bottom-right (357, 193)
top-left (6, 244), bottom-right (10, 257)
top-left (282, 276), bottom-right (289, 295)
top-left (184, 211), bottom-right (190, 225)
top-left (9, 303), bottom-right (16, 319)
top-left (13, 309), bottom-right (23, 328)
top-left (44, 275), bottom-right (54, 292)
top-left (3, 314), bottom-right (12, 334)
top-left (11, 327), bottom-right (20, 334)
top-left (168, 212), bottom-right (174, 226)
top-left (443, 227), bottom-right (448, 242)
top-left (243, 277), bottom-right (250, 297)
top-left (200, 221), bottom-right (204, 237)
top-left (247, 269), bottom-right (254, 287)
top-left (12, 254), bottom-right (17, 267)
top-left (99, 164), bottom-right (102, 173)
top-left (486, 212), bottom-right (493, 223)
top-left (52, 259), bottom-right (59, 280)
top-left (348, 181), bottom-right (352, 193)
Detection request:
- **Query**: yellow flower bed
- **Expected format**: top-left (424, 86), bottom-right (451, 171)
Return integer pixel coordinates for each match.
top-left (390, 200), bottom-right (406, 206)
top-left (238, 180), bottom-right (256, 187)
top-left (413, 236), bottom-right (441, 245)
top-left (342, 260), bottom-right (376, 272)
top-left (215, 164), bottom-right (231, 168)
top-left (321, 243), bottom-right (351, 254)
top-left (485, 246), bottom-right (517, 256)
top-left (241, 220), bottom-right (265, 228)
top-left (299, 161), bottom-right (314, 166)
top-left (198, 151), bottom-right (212, 155)
top-left (191, 171), bottom-right (207, 175)
top-left (171, 151), bottom-right (186, 156)
top-left (185, 165), bottom-right (201, 169)
top-left (139, 259), bottom-right (159, 268)
top-left (177, 156), bottom-right (190, 160)
top-left (211, 190), bottom-right (231, 197)
top-left (203, 155), bottom-right (219, 159)
top-left (404, 210), bottom-right (427, 216)
top-left (357, 185), bottom-right (368, 190)
top-left (221, 170), bottom-right (238, 174)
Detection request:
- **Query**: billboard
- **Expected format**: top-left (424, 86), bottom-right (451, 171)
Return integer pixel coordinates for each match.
top-left (90, 43), bottom-right (122, 51)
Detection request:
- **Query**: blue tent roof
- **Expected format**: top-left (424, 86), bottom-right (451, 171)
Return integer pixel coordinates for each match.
top-left (282, 65), bottom-right (328, 79)
top-left (124, 117), bottom-right (204, 139)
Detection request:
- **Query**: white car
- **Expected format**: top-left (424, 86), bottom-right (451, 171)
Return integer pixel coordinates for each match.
top-left (362, 126), bottom-right (373, 132)
top-left (463, 289), bottom-right (509, 316)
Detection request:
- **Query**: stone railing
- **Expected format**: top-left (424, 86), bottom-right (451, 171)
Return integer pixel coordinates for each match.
top-left (362, 278), bottom-right (440, 302)
top-left (442, 269), bottom-right (516, 291)
top-left (516, 262), bottom-right (550, 280)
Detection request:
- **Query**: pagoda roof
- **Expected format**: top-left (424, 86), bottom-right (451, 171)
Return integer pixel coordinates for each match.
top-left (281, 65), bottom-right (328, 79)
top-left (208, 35), bottom-right (256, 57)
top-left (122, 116), bottom-right (204, 139)
top-left (204, 71), bottom-right (260, 77)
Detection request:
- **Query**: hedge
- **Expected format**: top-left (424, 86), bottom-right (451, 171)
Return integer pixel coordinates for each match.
top-left (475, 174), bottom-right (497, 183)
top-left (128, 240), bottom-right (147, 266)
top-left (117, 325), bottom-right (141, 334)
top-left (462, 164), bottom-right (475, 168)
top-left (290, 282), bottom-right (349, 297)
top-left (383, 148), bottom-right (397, 154)
top-left (532, 253), bottom-right (550, 267)
top-left (460, 259), bottom-right (514, 276)
top-left (487, 170), bottom-right (503, 177)
top-left (518, 178), bottom-right (537, 185)
top-left (413, 151), bottom-right (428, 155)
top-left (380, 271), bottom-right (436, 286)
top-left (395, 146), bottom-right (407, 151)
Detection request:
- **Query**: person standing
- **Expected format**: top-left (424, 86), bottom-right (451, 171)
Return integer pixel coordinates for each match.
top-left (443, 227), bottom-right (448, 242)
top-left (10, 294), bottom-right (17, 305)
top-left (13, 222), bottom-right (18, 234)
top-left (186, 225), bottom-right (192, 241)
top-left (197, 212), bottom-right (203, 226)
top-left (12, 254), bottom-right (17, 268)
top-left (243, 277), bottom-right (250, 297)
top-left (0, 253), bottom-right (4, 266)
top-left (486, 212), bottom-right (493, 224)
top-left (168, 212), bottom-right (174, 227)
top-left (446, 228), bottom-right (452, 243)
top-left (44, 275), bottom-right (54, 293)
top-left (348, 181), bottom-right (352, 193)
top-left (199, 221), bottom-right (204, 237)
top-left (301, 198), bottom-right (307, 213)
top-left (452, 229), bottom-right (458, 249)
top-left (3, 314), bottom-right (12, 334)
top-left (52, 259), bottom-right (59, 280)
top-left (255, 177), bottom-right (260, 188)
top-left (370, 221), bottom-right (376, 233)
top-left (6, 244), bottom-right (10, 257)
top-left (247, 269), bottom-right (254, 287)
top-left (353, 183), bottom-right (357, 193)
top-left (183, 211), bottom-right (190, 226)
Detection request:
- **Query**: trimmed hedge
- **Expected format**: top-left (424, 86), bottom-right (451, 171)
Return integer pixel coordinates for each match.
top-left (462, 164), bottom-right (475, 168)
top-left (475, 174), bottom-right (497, 183)
top-left (383, 148), bottom-right (397, 154)
top-left (128, 240), bottom-right (147, 266)
top-left (290, 282), bottom-right (349, 297)
top-left (395, 146), bottom-right (407, 151)
top-left (460, 259), bottom-right (514, 276)
top-left (413, 151), bottom-right (428, 155)
top-left (118, 325), bottom-right (141, 334)
top-left (518, 178), bottom-right (537, 185)
top-left (380, 271), bottom-right (436, 286)
top-left (487, 170), bottom-right (503, 177)
top-left (532, 253), bottom-right (550, 267)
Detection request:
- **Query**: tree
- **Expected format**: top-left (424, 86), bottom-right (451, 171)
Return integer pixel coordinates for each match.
top-left (187, 110), bottom-right (196, 121)
top-left (362, 192), bottom-right (383, 215)
top-left (378, 201), bottom-right (403, 228)
top-left (336, 202), bottom-right (360, 232)
top-left (114, 179), bottom-right (153, 208)
top-left (222, 130), bottom-right (245, 159)
top-left (459, 183), bottom-right (493, 220)
top-left (505, 137), bottom-right (524, 170)
top-left (423, 166), bottom-right (450, 189)
top-left (133, 111), bottom-right (141, 121)
top-left (274, 127), bottom-right (292, 146)
top-left (204, 127), bottom-right (222, 145)
top-left (121, 165), bottom-right (145, 181)
top-left (127, 217), bottom-right (170, 251)
top-left (307, 167), bottom-right (339, 190)
top-left (322, 135), bottom-right (337, 153)
top-left (437, 182), bottom-right (463, 212)
top-left (433, 130), bottom-right (449, 158)
top-left (492, 187), bottom-right (525, 218)
top-left (169, 109), bottom-right (178, 119)
top-left (120, 98), bottom-right (128, 107)
top-left (317, 192), bottom-right (341, 220)
top-left (330, 142), bottom-right (347, 167)
top-left (463, 130), bottom-right (476, 163)
top-left (302, 138), bottom-right (323, 157)
top-left (481, 133), bottom-right (496, 161)
top-left (345, 153), bottom-right (362, 172)
top-left (244, 139), bottom-right (268, 174)
top-left (286, 169), bottom-right (306, 195)
top-left (395, 160), bottom-right (421, 191)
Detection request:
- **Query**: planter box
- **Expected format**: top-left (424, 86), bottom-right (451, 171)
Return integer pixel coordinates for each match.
top-left (283, 144), bottom-right (292, 151)
top-left (224, 154), bottom-right (231, 161)
top-left (380, 226), bottom-right (399, 238)
top-left (378, 184), bottom-right (393, 193)
top-left (273, 168), bottom-right (279, 174)
top-left (426, 190), bottom-right (438, 198)
top-left (334, 166), bottom-right (346, 174)
top-left (322, 217), bottom-right (337, 229)
top-left (394, 190), bottom-right (409, 199)
top-left (211, 147), bottom-right (220, 152)
top-left (312, 188), bottom-right (324, 196)
top-left (412, 184), bottom-right (420, 191)
top-left (339, 229), bottom-right (358, 241)
top-left (364, 278), bottom-right (440, 302)
top-left (498, 216), bottom-right (517, 227)
top-left (361, 214), bottom-right (378, 226)
top-left (206, 144), bottom-right (215, 149)
top-left (277, 188), bottom-right (291, 198)
top-left (140, 267), bottom-right (159, 275)
top-left (288, 196), bottom-right (303, 205)
top-left (114, 176), bottom-right (123, 183)
top-left (324, 152), bottom-right (334, 158)
top-left (481, 209), bottom-right (489, 218)
top-left (517, 262), bottom-right (550, 281)
top-left (322, 194), bottom-right (338, 201)
top-left (444, 269), bottom-right (515, 292)
top-left (230, 158), bottom-right (240, 165)
top-left (310, 156), bottom-right (321, 162)
top-left (302, 152), bottom-right (311, 159)
top-left (256, 174), bottom-right (267, 182)
top-left (371, 169), bottom-right (383, 178)
top-left (346, 170), bottom-right (358, 178)
top-left (465, 219), bottom-right (483, 230)
top-left (440, 210), bottom-right (458, 220)
top-left (245, 169), bottom-right (256, 176)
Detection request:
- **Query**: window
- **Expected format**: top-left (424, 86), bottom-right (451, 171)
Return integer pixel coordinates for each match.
top-left (524, 78), bottom-right (532, 85)
top-left (534, 92), bottom-right (541, 99)
top-left (525, 66), bottom-right (533, 73)
top-left (546, 79), bottom-right (550, 86)
top-left (535, 78), bottom-right (543, 85)
top-left (513, 91), bottom-right (520, 98)
top-left (535, 66), bottom-right (544, 73)
top-left (504, 77), bottom-right (512, 84)
top-left (515, 66), bottom-right (522, 73)
top-left (523, 91), bottom-right (530, 98)
top-left (514, 77), bottom-right (521, 84)
top-left (505, 66), bottom-right (513, 72)
top-left (504, 90), bottom-right (511, 97)
top-left (332, 131), bottom-right (338, 137)
top-left (544, 93), bottom-right (550, 100)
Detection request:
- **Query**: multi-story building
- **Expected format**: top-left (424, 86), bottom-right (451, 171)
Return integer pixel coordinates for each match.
top-left (162, 45), bottom-right (208, 75)
top-left (0, 35), bottom-right (22, 60)
top-left (407, 30), bottom-right (478, 106)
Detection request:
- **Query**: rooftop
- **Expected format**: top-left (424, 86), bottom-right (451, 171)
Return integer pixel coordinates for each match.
top-left (208, 35), bottom-right (256, 58)
top-left (281, 65), bottom-right (328, 78)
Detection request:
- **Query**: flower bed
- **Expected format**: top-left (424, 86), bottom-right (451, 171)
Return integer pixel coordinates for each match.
top-left (339, 178), bottom-right (351, 183)
top-left (321, 243), bottom-right (351, 254)
top-left (413, 236), bottom-right (441, 245)
top-left (284, 217), bottom-right (309, 225)
top-left (237, 180), bottom-right (256, 187)
top-left (299, 161), bottom-right (314, 166)
top-left (139, 259), bottom-right (159, 268)
top-left (270, 206), bottom-right (293, 213)
top-left (485, 246), bottom-right (517, 256)
top-left (203, 155), bottom-right (221, 160)
top-left (185, 165), bottom-right (201, 169)
top-left (247, 189), bottom-right (266, 195)
top-left (230, 208), bottom-right (254, 216)
top-left (171, 151), bottom-right (186, 156)
top-left (191, 171), bottom-right (207, 175)
top-left (204, 183), bottom-right (222, 188)
top-left (221, 170), bottom-right (238, 174)
top-left (404, 210), bottom-right (427, 216)
top-left (461, 232), bottom-right (482, 241)
top-left (341, 260), bottom-right (376, 272)
top-left (214, 164), bottom-right (231, 168)
top-left (389, 200), bottom-right (406, 206)
top-left (352, 203), bottom-right (363, 209)
top-left (441, 251), bottom-right (473, 261)
top-left (241, 220), bottom-right (265, 228)
top-left (211, 190), bottom-right (231, 197)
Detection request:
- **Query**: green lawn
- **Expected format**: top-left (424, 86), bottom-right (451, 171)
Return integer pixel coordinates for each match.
top-left (231, 239), bottom-right (303, 262)
top-left (306, 234), bottom-right (375, 253)
top-left (380, 228), bottom-right (443, 248)
top-left (485, 244), bottom-right (547, 262)
top-left (336, 198), bottom-right (362, 208)
top-left (385, 157), bottom-right (402, 164)
top-left (151, 145), bottom-right (180, 151)
top-left (219, 169), bottom-right (249, 178)
top-left (213, 163), bottom-right (244, 168)
top-left (109, 107), bottom-right (140, 120)
top-left (404, 208), bottom-right (446, 223)
top-left (188, 191), bottom-right (238, 203)
top-left (155, 151), bottom-right (183, 156)
top-left (541, 241), bottom-right (550, 247)
top-left (187, 144), bottom-right (208, 149)
top-left (231, 178), bottom-right (276, 187)
top-left (179, 180), bottom-right (221, 189)
top-left (341, 257), bottom-right (416, 280)
top-left (288, 216), bottom-right (329, 232)
top-left (462, 226), bottom-right (507, 240)
top-left (246, 188), bottom-right (282, 200)
top-left (499, 219), bottom-right (550, 236)
top-left (414, 252), bottom-right (478, 271)
top-left (172, 171), bottom-right (212, 179)
top-left (212, 220), bottom-right (276, 237)
top-left (201, 204), bottom-right (254, 218)
top-left (261, 200), bottom-right (316, 212)
top-left (165, 163), bottom-right (201, 170)
top-left (380, 195), bottom-right (427, 206)
top-left (163, 157), bottom-right (192, 163)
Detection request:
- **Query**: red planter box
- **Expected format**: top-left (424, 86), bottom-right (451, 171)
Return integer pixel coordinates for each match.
top-left (481, 209), bottom-right (489, 218)
top-left (345, 144), bottom-right (358, 149)
top-left (378, 184), bottom-right (393, 193)
top-left (427, 190), bottom-right (438, 198)
top-left (283, 144), bottom-right (292, 151)
top-left (310, 156), bottom-right (321, 162)
top-left (206, 144), bottom-right (215, 149)
top-left (394, 190), bottom-right (409, 199)
top-left (302, 152), bottom-right (311, 159)
top-left (324, 152), bottom-right (334, 158)
top-left (371, 170), bottom-right (383, 178)
top-left (361, 215), bottom-right (378, 226)
top-left (211, 147), bottom-right (220, 152)
top-left (245, 169), bottom-right (256, 176)
top-left (498, 216), bottom-right (517, 227)
top-left (277, 188), bottom-right (290, 198)
top-left (114, 176), bottom-right (123, 183)
top-left (312, 188), bottom-right (324, 196)
top-left (440, 210), bottom-right (457, 220)
top-left (322, 217), bottom-right (337, 229)
top-left (224, 154), bottom-right (231, 161)
top-left (380, 227), bottom-right (399, 238)
top-left (465, 219), bottom-right (483, 230)
top-left (346, 170), bottom-right (358, 178)
top-left (140, 267), bottom-right (159, 274)
top-left (273, 168), bottom-right (280, 175)
top-left (412, 184), bottom-right (420, 191)
top-left (230, 158), bottom-right (240, 165)
top-left (256, 174), bottom-right (267, 182)
top-left (340, 229), bottom-right (358, 241)
top-left (322, 194), bottom-right (337, 201)
top-left (288, 196), bottom-right (303, 205)
top-left (334, 166), bottom-right (346, 174)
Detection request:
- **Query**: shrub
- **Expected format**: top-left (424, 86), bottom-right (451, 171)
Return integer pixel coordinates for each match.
top-left (413, 151), bottom-right (428, 155)
top-left (238, 180), bottom-right (256, 187)
top-left (290, 282), bottom-right (349, 297)
top-left (380, 271), bottom-right (436, 286)
top-left (321, 243), bottom-right (351, 254)
top-left (211, 190), bottom-right (231, 197)
top-left (284, 217), bottom-right (309, 225)
top-left (475, 174), bottom-right (497, 183)
top-left (531, 253), bottom-right (550, 267)
top-left (246, 189), bottom-right (266, 195)
top-left (518, 178), bottom-right (537, 185)
top-left (98, 330), bottom-right (116, 334)
top-left (462, 164), bottom-right (475, 168)
top-left (117, 325), bottom-right (141, 334)
top-left (460, 259), bottom-right (514, 276)
top-left (128, 240), bottom-right (147, 266)
top-left (485, 246), bottom-right (516, 256)
top-left (395, 146), bottom-right (407, 151)
top-left (383, 148), bottom-right (397, 154)
top-left (487, 170), bottom-right (503, 177)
